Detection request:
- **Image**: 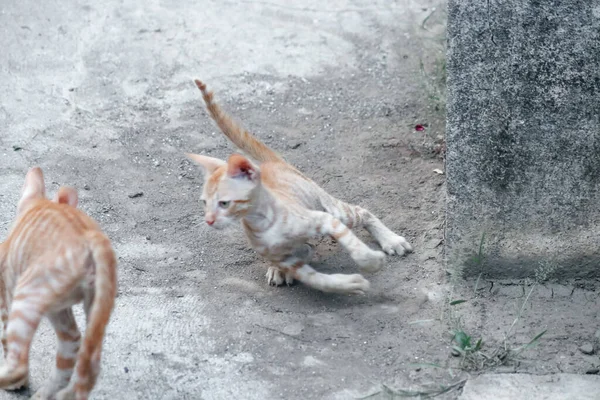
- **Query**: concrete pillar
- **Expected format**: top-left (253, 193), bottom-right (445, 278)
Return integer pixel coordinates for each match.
top-left (446, 1), bottom-right (600, 278)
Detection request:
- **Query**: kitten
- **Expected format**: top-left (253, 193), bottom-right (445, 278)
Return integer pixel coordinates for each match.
top-left (187, 80), bottom-right (412, 295)
top-left (0, 167), bottom-right (117, 400)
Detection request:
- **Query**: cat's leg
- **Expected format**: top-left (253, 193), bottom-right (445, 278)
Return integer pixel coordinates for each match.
top-left (275, 256), bottom-right (369, 295)
top-left (266, 244), bottom-right (314, 286)
top-left (0, 292), bottom-right (9, 359)
top-left (310, 211), bottom-right (385, 273)
top-left (31, 308), bottom-right (81, 399)
top-left (324, 198), bottom-right (412, 256)
top-left (0, 264), bottom-right (81, 391)
top-left (0, 291), bottom-right (48, 389)
top-left (55, 291), bottom-right (102, 400)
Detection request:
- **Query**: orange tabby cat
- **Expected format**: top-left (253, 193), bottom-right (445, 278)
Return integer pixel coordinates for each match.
top-left (187, 80), bottom-right (412, 295)
top-left (0, 167), bottom-right (117, 400)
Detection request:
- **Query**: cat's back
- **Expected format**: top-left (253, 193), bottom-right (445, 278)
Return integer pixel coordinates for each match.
top-left (6, 199), bottom-right (99, 257)
top-left (260, 161), bottom-right (324, 209)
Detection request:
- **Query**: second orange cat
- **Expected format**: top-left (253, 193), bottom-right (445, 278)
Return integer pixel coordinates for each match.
top-left (0, 167), bottom-right (117, 400)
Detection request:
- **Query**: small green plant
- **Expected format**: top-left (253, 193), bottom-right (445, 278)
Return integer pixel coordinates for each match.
top-left (451, 329), bottom-right (482, 356)
top-left (446, 253), bottom-right (553, 371)
top-left (379, 237), bottom-right (555, 398)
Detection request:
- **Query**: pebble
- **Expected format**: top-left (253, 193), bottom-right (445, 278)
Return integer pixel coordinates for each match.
top-left (83, 184), bottom-right (90, 190)
top-left (128, 191), bottom-right (144, 198)
top-left (579, 343), bottom-right (595, 355)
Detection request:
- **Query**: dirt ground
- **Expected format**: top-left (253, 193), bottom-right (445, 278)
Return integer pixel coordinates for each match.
top-left (0, 0), bottom-right (597, 399)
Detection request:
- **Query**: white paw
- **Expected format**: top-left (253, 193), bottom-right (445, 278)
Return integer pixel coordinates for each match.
top-left (380, 234), bottom-right (412, 256)
top-left (265, 267), bottom-right (294, 286)
top-left (0, 365), bottom-right (28, 390)
top-left (31, 381), bottom-right (65, 400)
top-left (354, 250), bottom-right (386, 273)
top-left (325, 274), bottom-right (370, 295)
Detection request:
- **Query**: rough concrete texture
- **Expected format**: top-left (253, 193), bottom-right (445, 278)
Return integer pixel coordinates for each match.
top-left (446, 1), bottom-right (600, 278)
top-left (0, 0), bottom-right (449, 399)
top-left (459, 373), bottom-right (600, 400)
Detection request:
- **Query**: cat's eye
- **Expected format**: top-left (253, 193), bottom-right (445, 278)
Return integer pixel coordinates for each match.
top-left (218, 201), bottom-right (231, 208)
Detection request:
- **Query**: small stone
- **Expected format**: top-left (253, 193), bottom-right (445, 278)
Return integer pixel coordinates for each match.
top-left (145, 236), bottom-right (151, 241)
top-left (124, 366), bottom-right (129, 373)
top-left (451, 349), bottom-right (461, 357)
top-left (128, 191), bottom-right (143, 199)
top-left (580, 343), bottom-right (594, 355)
top-left (585, 368), bottom-right (600, 375)
top-left (83, 184), bottom-right (90, 190)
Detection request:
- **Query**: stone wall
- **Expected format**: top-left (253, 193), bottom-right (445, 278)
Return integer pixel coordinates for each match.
top-left (446, 0), bottom-right (600, 278)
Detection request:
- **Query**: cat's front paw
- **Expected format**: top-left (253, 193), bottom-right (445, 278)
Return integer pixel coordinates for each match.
top-left (379, 234), bottom-right (412, 256)
top-left (266, 267), bottom-right (294, 286)
top-left (0, 364), bottom-right (28, 390)
top-left (355, 250), bottom-right (385, 273)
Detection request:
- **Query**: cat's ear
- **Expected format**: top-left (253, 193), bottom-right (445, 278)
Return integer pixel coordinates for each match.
top-left (18, 166), bottom-right (46, 213)
top-left (54, 186), bottom-right (78, 207)
top-left (185, 153), bottom-right (226, 175)
top-left (227, 154), bottom-right (259, 181)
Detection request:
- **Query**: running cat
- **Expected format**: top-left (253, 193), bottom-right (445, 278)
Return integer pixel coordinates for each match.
top-left (187, 80), bottom-right (412, 295)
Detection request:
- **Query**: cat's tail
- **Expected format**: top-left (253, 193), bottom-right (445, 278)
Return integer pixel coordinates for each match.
top-left (77, 230), bottom-right (117, 390)
top-left (194, 79), bottom-right (284, 163)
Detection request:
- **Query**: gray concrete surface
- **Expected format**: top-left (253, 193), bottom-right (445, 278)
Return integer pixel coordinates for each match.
top-left (459, 373), bottom-right (600, 400)
top-left (0, 0), bottom-right (448, 399)
top-left (446, 1), bottom-right (600, 278)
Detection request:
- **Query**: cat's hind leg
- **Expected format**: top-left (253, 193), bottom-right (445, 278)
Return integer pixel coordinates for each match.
top-left (323, 198), bottom-right (412, 256)
top-left (0, 261), bottom-right (83, 392)
top-left (0, 292), bottom-right (9, 359)
top-left (310, 211), bottom-right (385, 273)
top-left (31, 308), bottom-right (81, 399)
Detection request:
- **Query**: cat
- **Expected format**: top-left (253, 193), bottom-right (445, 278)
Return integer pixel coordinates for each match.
top-left (187, 80), bottom-right (413, 295)
top-left (0, 167), bottom-right (117, 400)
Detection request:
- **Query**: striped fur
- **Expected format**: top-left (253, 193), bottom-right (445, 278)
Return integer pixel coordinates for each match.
top-left (0, 167), bottom-right (117, 400)
top-left (188, 80), bottom-right (413, 295)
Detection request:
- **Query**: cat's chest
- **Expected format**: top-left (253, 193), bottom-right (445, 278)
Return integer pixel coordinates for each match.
top-left (244, 225), bottom-right (305, 257)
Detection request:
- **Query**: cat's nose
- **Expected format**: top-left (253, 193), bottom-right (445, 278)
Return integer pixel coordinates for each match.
top-left (206, 214), bottom-right (215, 225)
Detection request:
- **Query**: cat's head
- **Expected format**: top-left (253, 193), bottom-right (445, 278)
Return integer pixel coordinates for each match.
top-left (186, 153), bottom-right (260, 229)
